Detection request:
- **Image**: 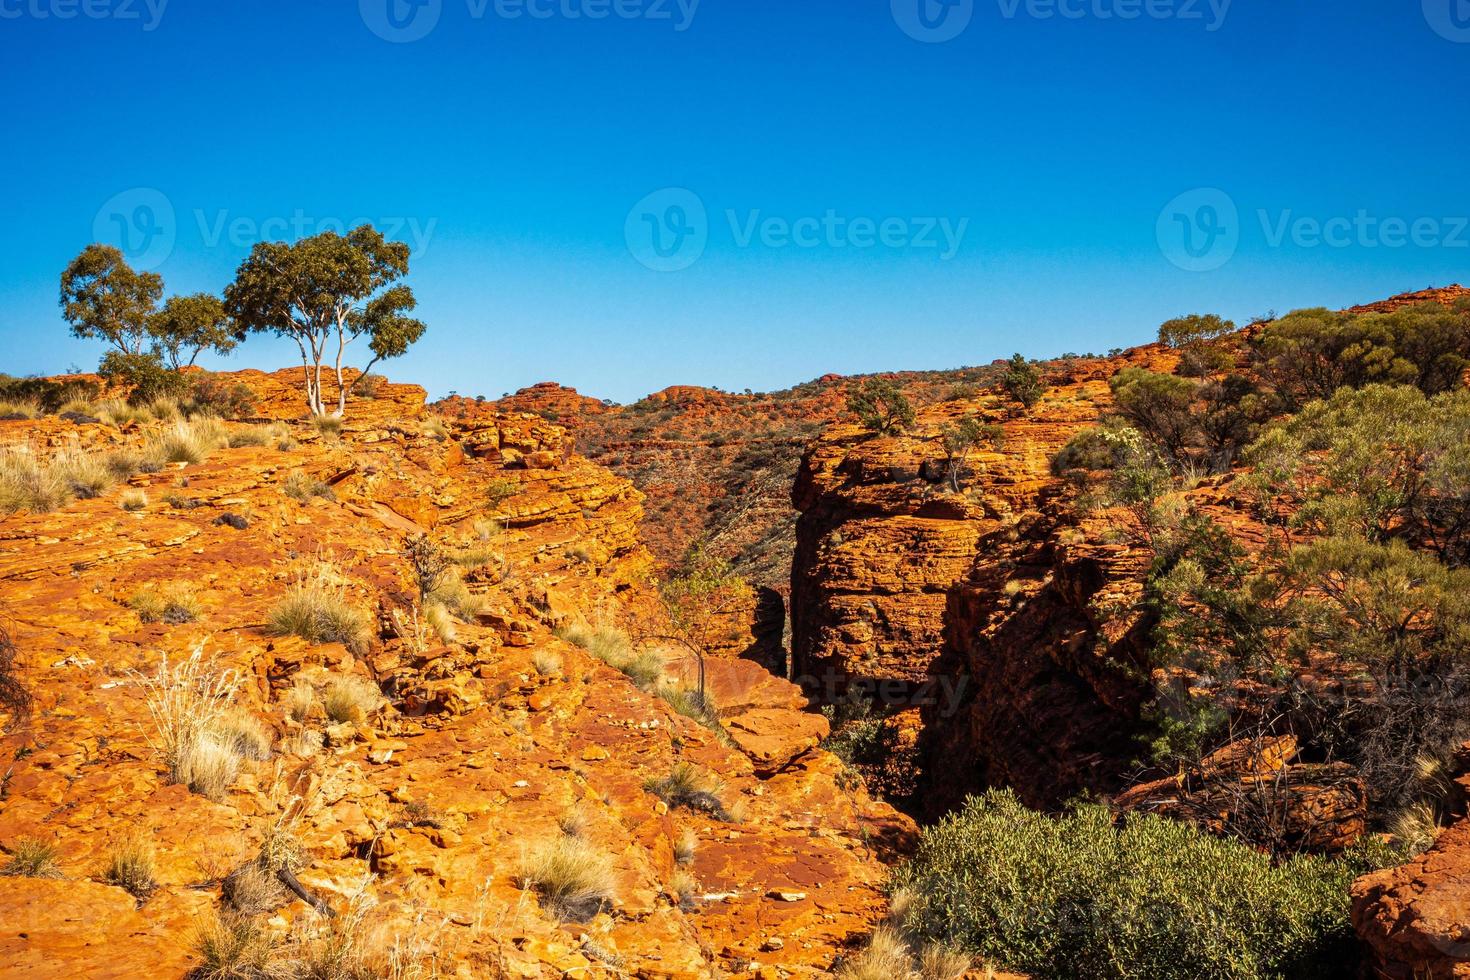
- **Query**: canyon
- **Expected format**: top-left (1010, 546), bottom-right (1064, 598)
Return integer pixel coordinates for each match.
top-left (2, 286), bottom-right (1469, 977)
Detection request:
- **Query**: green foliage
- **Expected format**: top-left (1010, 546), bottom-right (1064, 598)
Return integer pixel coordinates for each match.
top-left (1158, 313), bottom-right (1235, 349)
top-left (1246, 384), bottom-right (1470, 565)
top-left (224, 224), bottom-right (426, 417)
top-left (59, 244), bottom-right (163, 356)
top-left (938, 416), bottom-right (1003, 491)
top-left (1108, 369), bottom-right (1199, 465)
top-left (97, 350), bottom-right (192, 405)
top-left (1000, 353), bottom-right (1043, 410)
top-left (185, 376), bottom-right (258, 419)
top-left (847, 378), bottom-right (916, 434)
top-left (1051, 419), bottom-right (1139, 476)
top-left (149, 292), bottom-right (237, 369)
top-left (1252, 301), bottom-right (1470, 409)
top-left (891, 789), bottom-right (1384, 980)
top-left (0, 375), bottom-right (101, 415)
top-left (659, 542), bottom-right (754, 699)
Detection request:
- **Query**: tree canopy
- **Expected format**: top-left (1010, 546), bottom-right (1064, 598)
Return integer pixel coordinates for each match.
top-left (59, 244), bottom-right (163, 356)
top-left (224, 224), bottom-right (426, 417)
top-left (847, 378), bottom-right (915, 434)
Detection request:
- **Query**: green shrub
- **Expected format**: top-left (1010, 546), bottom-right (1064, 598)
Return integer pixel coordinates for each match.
top-left (847, 378), bottom-right (915, 434)
top-left (891, 789), bottom-right (1381, 980)
top-left (1000, 354), bottom-right (1043, 410)
top-left (1252, 301), bottom-right (1470, 409)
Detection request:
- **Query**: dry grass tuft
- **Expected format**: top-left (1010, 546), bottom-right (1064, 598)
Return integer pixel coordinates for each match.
top-left (321, 674), bottom-right (382, 724)
top-left (645, 763), bottom-right (730, 820)
top-left (135, 646), bottom-right (259, 801)
top-left (102, 835), bottom-right (157, 899)
top-left (558, 623), bottom-right (665, 688)
top-left (837, 926), bottom-right (918, 980)
top-left (145, 417), bottom-right (229, 465)
top-left (119, 488), bottom-right (149, 512)
top-left (532, 649), bottom-right (563, 677)
top-left (673, 828), bottom-right (697, 866)
top-left (128, 582), bottom-right (203, 624)
top-left (0, 837), bottom-right (62, 878)
top-left (282, 470), bottom-right (335, 503)
top-left (269, 566), bottom-right (372, 655)
top-left (222, 860), bottom-right (287, 917)
top-left (518, 836), bottom-right (617, 922)
top-left (0, 445), bottom-right (72, 514)
top-left (283, 678), bottom-right (316, 723)
top-left (192, 911), bottom-right (280, 979)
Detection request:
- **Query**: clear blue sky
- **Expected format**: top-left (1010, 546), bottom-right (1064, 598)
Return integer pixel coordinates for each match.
top-left (2, 0), bottom-right (1467, 402)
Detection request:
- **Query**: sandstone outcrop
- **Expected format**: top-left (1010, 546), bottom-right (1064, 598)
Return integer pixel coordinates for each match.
top-left (0, 368), bottom-right (910, 978)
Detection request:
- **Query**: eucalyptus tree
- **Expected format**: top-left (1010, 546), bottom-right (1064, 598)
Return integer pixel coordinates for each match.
top-left (224, 224), bottom-right (426, 417)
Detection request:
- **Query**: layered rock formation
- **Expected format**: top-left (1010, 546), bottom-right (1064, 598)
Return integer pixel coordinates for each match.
top-left (0, 369), bottom-right (911, 978)
top-left (789, 351), bottom-right (1164, 808)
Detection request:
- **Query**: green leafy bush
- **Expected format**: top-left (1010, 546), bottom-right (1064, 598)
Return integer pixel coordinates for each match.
top-left (1252, 301), bottom-right (1470, 409)
top-left (847, 378), bottom-right (915, 434)
top-left (1000, 354), bottom-right (1043, 410)
top-left (891, 789), bottom-right (1380, 980)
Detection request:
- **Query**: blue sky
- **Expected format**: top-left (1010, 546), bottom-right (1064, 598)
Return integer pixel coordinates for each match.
top-left (1, 0), bottom-right (1468, 402)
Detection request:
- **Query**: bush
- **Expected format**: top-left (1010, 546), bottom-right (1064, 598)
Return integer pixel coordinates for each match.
top-left (1245, 384), bottom-right (1470, 565)
top-left (847, 378), bottom-right (915, 434)
top-left (269, 569), bottom-right (371, 655)
top-left (1108, 368), bottom-right (1199, 466)
top-left (1000, 354), bottom-right (1043, 410)
top-left (98, 350), bottom-right (192, 406)
top-left (186, 377), bottom-right (257, 419)
top-left (891, 789), bottom-right (1379, 979)
top-left (0, 625), bottom-right (31, 726)
top-left (517, 836), bottom-right (616, 921)
top-left (1252, 301), bottom-right (1470, 409)
top-left (1158, 313), bottom-right (1235, 349)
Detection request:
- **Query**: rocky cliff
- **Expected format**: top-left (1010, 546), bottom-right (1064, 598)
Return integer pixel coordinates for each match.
top-left (789, 350), bottom-right (1166, 809)
top-left (0, 369), bottom-right (911, 979)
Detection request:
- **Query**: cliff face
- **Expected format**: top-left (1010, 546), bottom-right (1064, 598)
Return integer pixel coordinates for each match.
top-left (790, 351), bottom-right (1164, 809)
top-left (0, 369), bottom-right (911, 979)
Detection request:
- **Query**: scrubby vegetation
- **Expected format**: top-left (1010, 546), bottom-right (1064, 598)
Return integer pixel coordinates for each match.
top-left (269, 566), bottom-right (372, 655)
top-left (517, 836), bottom-right (617, 921)
top-left (0, 837), bottom-right (63, 878)
top-left (848, 378), bottom-right (916, 434)
top-left (128, 582), bottom-right (203, 624)
top-left (890, 789), bottom-right (1389, 979)
top-left (1000, 353), bottom-right (1043, 410)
